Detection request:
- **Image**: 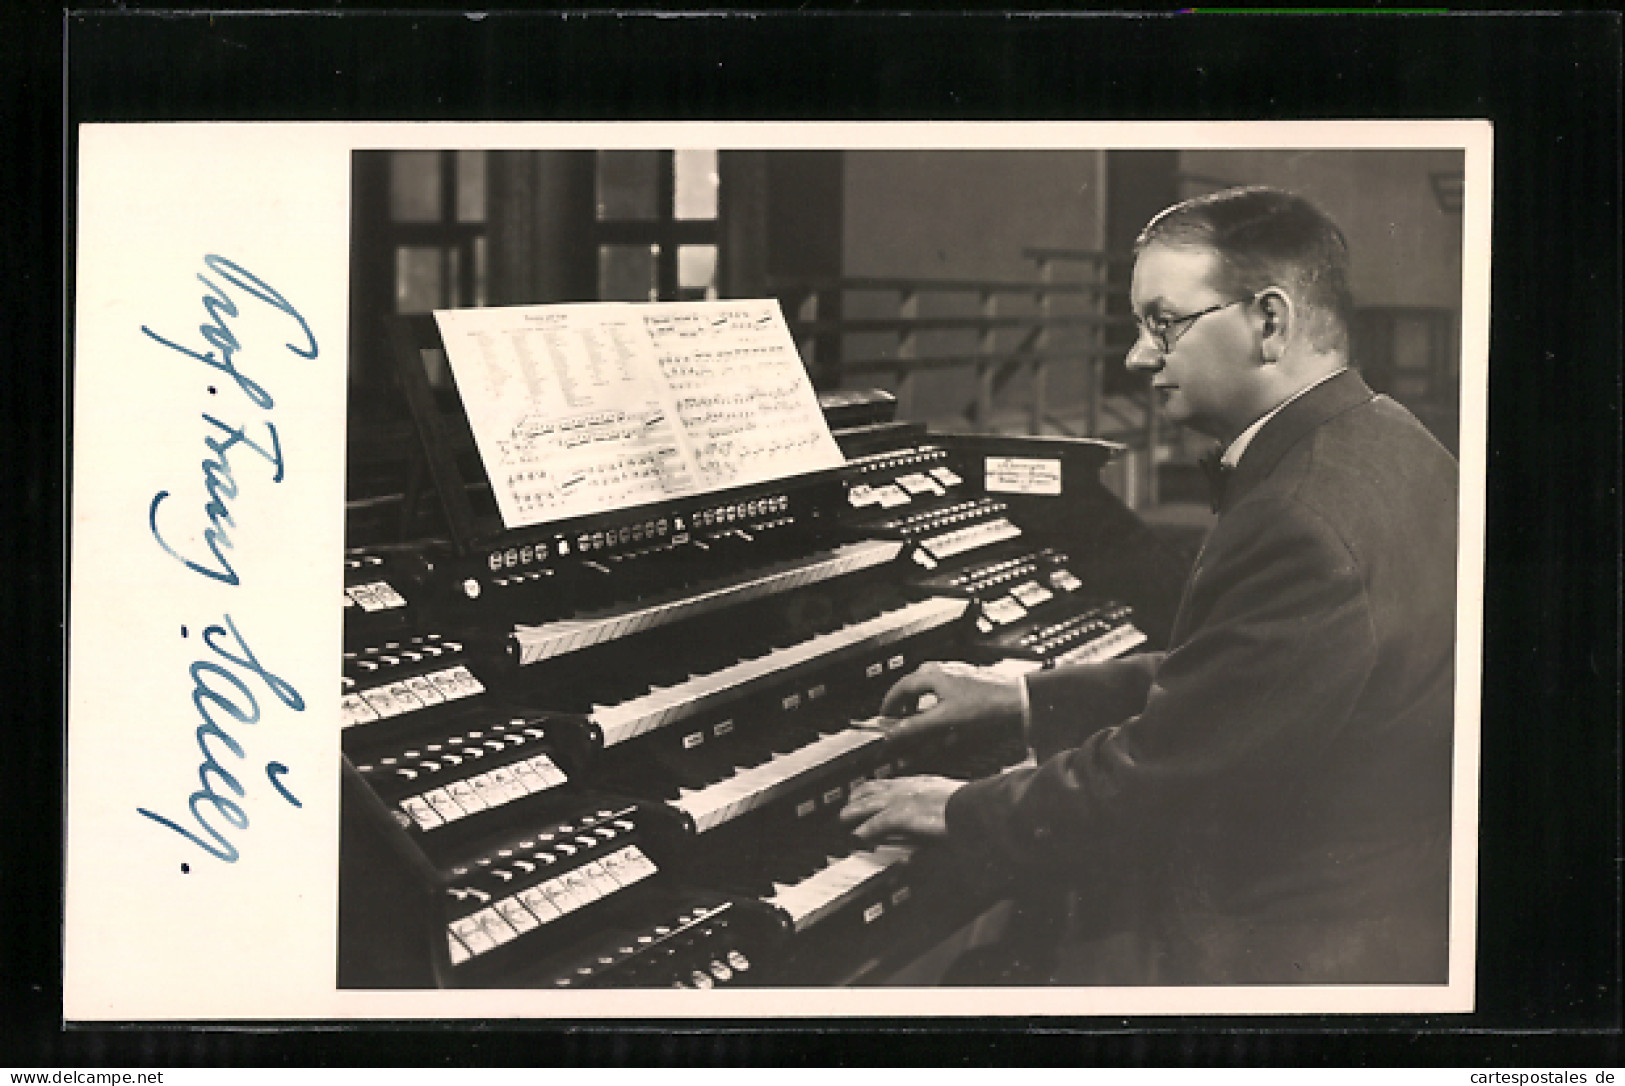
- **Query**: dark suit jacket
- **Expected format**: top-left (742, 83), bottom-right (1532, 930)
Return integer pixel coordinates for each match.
top-left (944, 370), bottom-right (1459, 984)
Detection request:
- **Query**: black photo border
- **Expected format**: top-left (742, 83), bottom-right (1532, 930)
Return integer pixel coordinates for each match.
top-left (9, 6), bottom-right (1620, 1068)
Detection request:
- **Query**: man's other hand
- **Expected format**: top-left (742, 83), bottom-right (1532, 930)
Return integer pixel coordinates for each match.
top-left (839, 775), bottom-right (964, 840)
top-left (864, 660), bottom-right (1025, 741)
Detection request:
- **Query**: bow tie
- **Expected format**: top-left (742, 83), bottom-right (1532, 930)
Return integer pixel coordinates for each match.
top-left (1198, 450), bottom-right (1233, 513)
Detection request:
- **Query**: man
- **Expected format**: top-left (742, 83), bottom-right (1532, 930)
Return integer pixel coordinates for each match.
top-left (840, 186), bottom-right (1458, 985)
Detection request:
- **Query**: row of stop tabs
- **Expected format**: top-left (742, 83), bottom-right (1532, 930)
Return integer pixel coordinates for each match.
top-left (445, 837), bottom-right (660, 964)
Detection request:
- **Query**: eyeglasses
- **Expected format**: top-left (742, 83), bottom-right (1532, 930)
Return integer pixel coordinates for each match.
top-left (1134, 295), bottom-right (1256, 354)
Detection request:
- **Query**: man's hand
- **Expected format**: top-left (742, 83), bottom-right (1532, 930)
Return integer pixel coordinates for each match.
top-left (863, 660), bottom-right (1025, 741)
top-left (839, 775), bottom-right (964, 840)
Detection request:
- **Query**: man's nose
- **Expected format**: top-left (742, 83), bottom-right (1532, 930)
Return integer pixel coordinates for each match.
top-left (1124, 338), bottom-right (1163, 374)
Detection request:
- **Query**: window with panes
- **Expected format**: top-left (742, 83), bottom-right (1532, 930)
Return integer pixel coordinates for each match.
top-left (593, 149), bottom-right (721, 302)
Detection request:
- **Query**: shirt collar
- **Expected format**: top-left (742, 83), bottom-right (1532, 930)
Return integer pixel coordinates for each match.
top-left (1219, 367), bottom-right (1349, 468)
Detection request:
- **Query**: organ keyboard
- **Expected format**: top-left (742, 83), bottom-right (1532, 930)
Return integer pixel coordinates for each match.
top-left (507, 537), bottom-right (903, 667)
top-left (340, 318), bottom-right (1180, 990)
top-left (588, 595), bottom-right (967, 749)
top-left (670, 726), bottom-right (885, 833)
top-left (764, 843), bottom-right (917, 933)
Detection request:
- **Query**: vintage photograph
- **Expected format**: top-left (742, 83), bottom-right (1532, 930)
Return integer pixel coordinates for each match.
top-left (332, 142), bottom-right (1476, 993)
top-left (41, 8), bottom-right (1619, 1066)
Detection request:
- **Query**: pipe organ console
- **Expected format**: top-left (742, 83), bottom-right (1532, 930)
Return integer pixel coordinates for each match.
top-left (338, 319), bottom-right (1182, 989)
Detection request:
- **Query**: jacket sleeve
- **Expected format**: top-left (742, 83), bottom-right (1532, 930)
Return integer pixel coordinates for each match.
top-left (1024, 652), bottom-right (1162, 759)
top-left (945, 494), bottom-right (1378, 875)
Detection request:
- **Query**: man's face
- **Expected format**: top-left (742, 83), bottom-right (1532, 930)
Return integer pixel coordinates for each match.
top-left (1127, 242), bottom-right (1263, 443)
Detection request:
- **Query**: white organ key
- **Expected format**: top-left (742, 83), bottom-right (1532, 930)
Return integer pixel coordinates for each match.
top-left (671, 728), bottom-right (886, 833)
top-left (593, 596), bottom-right (969, 747)
top-left (766, 844), bottom-right (917, 931)
top-left (512, 539), bottom-right (904, 666)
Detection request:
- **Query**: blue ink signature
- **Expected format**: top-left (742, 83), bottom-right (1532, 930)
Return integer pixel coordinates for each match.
top-left (138, 615), bottom-right (304, 863)
top-left (135, 255), bottom-right (316, 865)
top-left (142, 256), bottom-right (316, 585)
top-left (141, 254), bottom-right (317, 409)
top-left (149, 415), bottom-right (284, 586)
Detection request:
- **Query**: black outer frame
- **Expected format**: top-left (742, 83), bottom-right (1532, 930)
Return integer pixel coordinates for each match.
top-left (10, 5), bottom-right (1620, 1068)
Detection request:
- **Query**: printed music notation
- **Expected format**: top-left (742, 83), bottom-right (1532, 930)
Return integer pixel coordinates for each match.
top-left (434, 300), bottom-right (845, 529)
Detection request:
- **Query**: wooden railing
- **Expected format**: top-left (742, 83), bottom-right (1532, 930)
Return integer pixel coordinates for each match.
top-left (1021, 247), bottom-right (1131, 442)
top-left (771, 249), bottom-right (1183, 506)
top-left (771, 271), bottom-right (1126, 436)
top-left (1021, 247), bottom-right (1163, 505)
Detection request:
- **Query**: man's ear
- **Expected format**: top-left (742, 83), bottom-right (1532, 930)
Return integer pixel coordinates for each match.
top-left (1256, 288), bottom-right (1294, 363)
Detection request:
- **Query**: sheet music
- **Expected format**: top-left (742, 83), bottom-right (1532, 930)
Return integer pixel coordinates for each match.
top-left (434, 299), bottom-right (845, 529)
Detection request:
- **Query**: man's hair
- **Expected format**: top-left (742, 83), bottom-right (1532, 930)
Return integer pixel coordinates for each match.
top-left (1136, 186), bottom-right (1354, 354)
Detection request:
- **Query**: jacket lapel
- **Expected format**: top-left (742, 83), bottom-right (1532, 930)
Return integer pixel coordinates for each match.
top-left (1170, 371), bottom-right (1377, 643)
top-left (1220, 369), bottom-right (1376, 513)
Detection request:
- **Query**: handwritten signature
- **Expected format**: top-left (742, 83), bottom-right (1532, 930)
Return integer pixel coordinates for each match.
top-left (135, 256), bottom-right (316, 863)
top-left (143, 255), bottom-right (314, 586)
top-left (137, 615), bottom-right (305, 863)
